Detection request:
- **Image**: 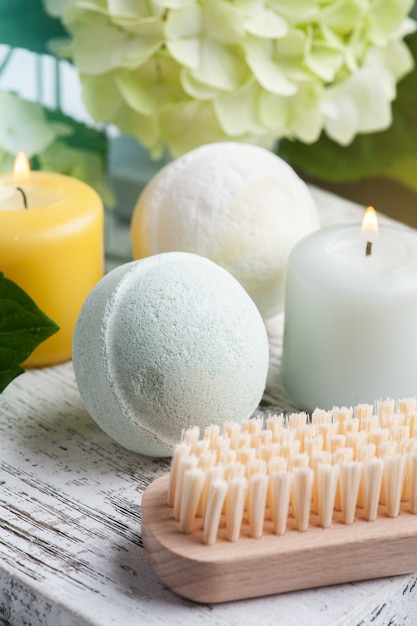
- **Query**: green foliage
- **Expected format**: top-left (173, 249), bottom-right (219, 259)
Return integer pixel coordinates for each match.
top-left (40, 108), bottom-right (115, 206)
top-left (0, 273), bottom-right (59, 393)
top-left (45, 107), bottom-right (107, 156)
top-left (0, 0), bottom-right (68, 55)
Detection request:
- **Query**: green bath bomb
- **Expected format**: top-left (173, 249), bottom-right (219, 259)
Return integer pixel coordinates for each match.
top-left (72, 252), bottom-right (269, 456)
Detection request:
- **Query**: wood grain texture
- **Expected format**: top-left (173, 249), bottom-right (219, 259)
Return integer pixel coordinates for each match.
top-left (142, 474), bottom-right (417, 604)
top-left (0, 188), bottom-right (416, 625)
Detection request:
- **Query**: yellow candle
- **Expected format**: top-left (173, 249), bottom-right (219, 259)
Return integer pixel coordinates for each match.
top-left (0, 153), bottom-right (104, 367)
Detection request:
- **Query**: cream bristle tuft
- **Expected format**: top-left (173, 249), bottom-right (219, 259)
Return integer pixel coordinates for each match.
top-left (311, 451), bottom-right (332, 514)
top-left (226, 477), bottom-right (247, 542)
top-left (197, 464), bottom-right (224, 518)
top-left (363, 458), bottom-right (384, 521)
top-left (204, 424), bottom-right (220, 448)
top-left (168, 442), bottom-right (190, 507)
top-left (248, 473), bottom-right (269, 538)
top-left (377, 398), bottom-right (396, 419)
top-left (339, 461), bottom-right (362, 524)
top-left (173, 455), bottom-right (198, 521)
top-left (292, 467), bottom-right (314, 532)
top-left (203, 479), bottom-right (228, 545)
top-left (328, 434), bottom-right (346, 454)
top-left (311, 408), bottom-right (332, 425)
top-left (317, 464), bottom-right (339, 528)
top-left (355, 404), bottom-right (373, 420)
top-left (241, 417), bottom-right (263, 434)
top-left (288, 412), bottom-right (308, 430)
top-left (384, 455), bottom-right (406, 518)
top-left (333, 447), bottom-right (353, 511)
top-left (167, 397), bottom-right (417, 545)
top-left (270, 471), bottom-right (293, 535)
top-left (399, 398), bottom-right (417, 415)
top-left (223, 421), bottom-right (240, 439)
top-left (236, 445), bottom-right (256, 465)
top-left (408, 453), bottom-right (417, 514)
top-left (181, 426), bottom-right (200, 446)
top-left (179, 468), bottom-right (205, 533)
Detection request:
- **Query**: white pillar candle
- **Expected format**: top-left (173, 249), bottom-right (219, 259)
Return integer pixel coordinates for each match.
top-left (281, 210), bottom-right (417, 410)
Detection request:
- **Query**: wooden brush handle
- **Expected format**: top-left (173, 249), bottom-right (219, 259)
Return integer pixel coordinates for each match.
top-left (142, 474), bottom-right (417, 604)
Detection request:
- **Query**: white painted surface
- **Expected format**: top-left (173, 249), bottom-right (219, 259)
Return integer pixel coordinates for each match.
top-left (1, 188), bottom-right (417, 625)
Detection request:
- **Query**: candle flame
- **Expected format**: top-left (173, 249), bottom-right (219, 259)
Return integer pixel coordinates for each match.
top-left (361, 206), bottom-right (378, 236)
top-left (13, 152), bottom-right (31, 181)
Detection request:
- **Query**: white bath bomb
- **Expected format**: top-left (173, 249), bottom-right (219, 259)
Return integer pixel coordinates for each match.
top-left (72, 252), bottom-right (269, 457)
top-left (130, 142), bottom-right (319, 319)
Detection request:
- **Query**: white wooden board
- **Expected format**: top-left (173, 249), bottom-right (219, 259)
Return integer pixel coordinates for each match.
top-left (1, 188), bottom-right (416, 625)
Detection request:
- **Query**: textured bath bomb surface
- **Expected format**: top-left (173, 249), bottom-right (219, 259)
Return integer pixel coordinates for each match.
top-left (72, 252), bottom-right (269, 457)
top-left (130, 142), bottom-right (319, 320)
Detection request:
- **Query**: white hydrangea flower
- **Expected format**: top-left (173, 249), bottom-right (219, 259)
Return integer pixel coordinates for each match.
top-left (0, 91), bottom-right (71, 157)
top-left (44, 0), bottom-right (416, 156)
top-left (321, 38), bottom-right (415, 145)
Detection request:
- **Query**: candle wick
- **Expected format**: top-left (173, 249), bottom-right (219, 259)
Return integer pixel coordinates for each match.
top-left (365, 241), bottom-right (372, 257)
top-left (16, 186), bottom-right (28, 209)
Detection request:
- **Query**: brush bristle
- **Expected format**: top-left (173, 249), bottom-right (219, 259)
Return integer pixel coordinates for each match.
top-left (168, 398), bottom-right (417, 544)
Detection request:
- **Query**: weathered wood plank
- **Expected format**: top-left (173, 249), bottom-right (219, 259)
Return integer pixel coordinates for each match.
top-left (0, 188), bottom-right (416, 625)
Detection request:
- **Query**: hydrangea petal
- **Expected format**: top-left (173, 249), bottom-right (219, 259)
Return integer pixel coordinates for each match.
top-left (367, 0), bottom-right (414, 45)
top-left (164, 4), bottom-right (201, 39)
top-left (66, 0), bottom-right (165, 25)
top-left (159, 100), bottom-right (228, 156)
top-left (70, 15), bottom-right (163, 73)
top-left (214, 81), bottom-right (265, 135)
top-left (116, 58), bottom-right (183, 114)
top-left (161, 0), bottom-right (197, 7)
top-left (244, 10), bottom-right (288, 38)
top-left (305, 41), bottom-right (345, 82)
top-left (192, 40), bottom-right (247, 90)
top-left (395, 16), bottom-right (417, 39)
top-left (245, 36), bottom-right (297, 95)
top-left (322, 92), bottom-right (359, 145)
top-left (288, 86), bottom-right (323, 143)
top-left (230, 0), bottom-right (264, 15)
top-left (319, 0), bottom-right (362, 33)
top-left (276, 27), bottom-right (306, 58)
top-left (166, 38), bottom-right (201, 69)
top-left (70, 1), bottom-right (107, 14)
top-left (0, 91), bottom-right (70, 157)
top-left (81, 72), bottom-right (125, 121)
top-left (181, 71), bottom-right (220, 99)
top-left (202, 0), bottom-right (244, 44)
top-left (267, 1), bottom-right (320, 24)
top-left (107, 0), bottom-right (161, 18)
top-left (322, 64), bottom-right (393, 145)
top-left (371, 40), bottom-right (415, 81)
top-left (258, 91), bottom-right (290, 135)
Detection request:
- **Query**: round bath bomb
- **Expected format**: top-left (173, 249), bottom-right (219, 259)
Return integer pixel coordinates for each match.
top-left (130, 142), bottom-right (319, 319)
top-left (72, 252), bottom-right (269, 457)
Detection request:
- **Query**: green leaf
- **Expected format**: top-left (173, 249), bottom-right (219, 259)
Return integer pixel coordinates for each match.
top-left (0, 97), bottom-right (114, 207)
top-left (0, 0), bottom-right (68, 55)
top-left (276, 30), bottom-right (417, 187)
top-left (44, 107), bottom-right (108, 156)
top-left (0, 273), bottom-right (59, 393)
top-left (41, 107), bottom-right (115, 206)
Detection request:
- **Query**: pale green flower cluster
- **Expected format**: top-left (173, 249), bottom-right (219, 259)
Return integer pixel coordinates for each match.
top-left (45, 0), bottom-right (416, 157)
